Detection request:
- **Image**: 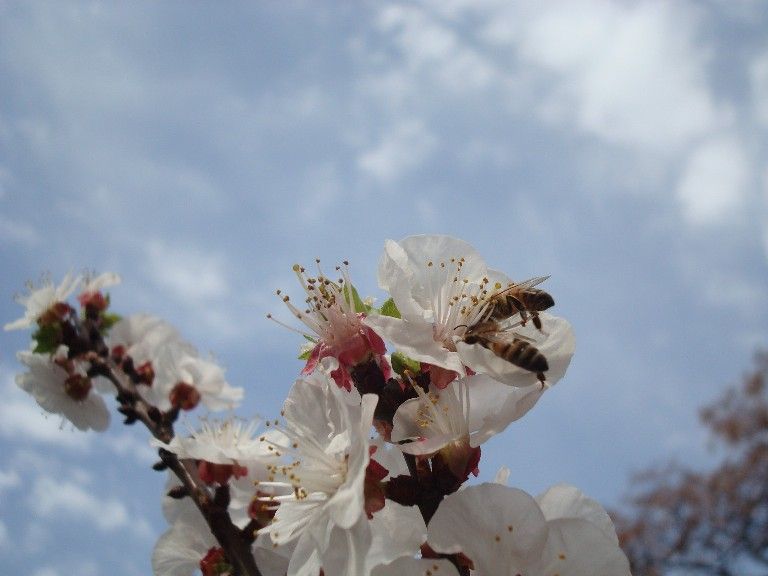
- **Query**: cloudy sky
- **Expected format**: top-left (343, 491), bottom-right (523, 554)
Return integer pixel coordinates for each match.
top-left (1, 1), bottom-right (767, 574)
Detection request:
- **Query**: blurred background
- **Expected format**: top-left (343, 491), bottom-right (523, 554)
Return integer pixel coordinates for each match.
top-left (1, 2), bottom-right (767, 574)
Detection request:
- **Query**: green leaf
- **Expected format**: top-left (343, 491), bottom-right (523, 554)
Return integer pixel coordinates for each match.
top-left (391, 351), bottom-right (420, 376)
top-left (342, 284), bottom-right (370, 313)
top-left (32, 324), bottom-right (61, 354)
top-left (380, 298), bottom-right (401, 319)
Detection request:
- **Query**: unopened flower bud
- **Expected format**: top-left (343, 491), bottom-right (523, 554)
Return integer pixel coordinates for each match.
top-left (38, 301), bottom-right (74, 327)
top-left (135, 361), bottom-right (155, 386)
top-left (169, 382), bottom-right (200, 411)
top-left (199, 547), bottom-right (231, 576)
top-left (64, 374), bottom-right (92, 402)
top-left (197, 461), bottom-right (247, 485)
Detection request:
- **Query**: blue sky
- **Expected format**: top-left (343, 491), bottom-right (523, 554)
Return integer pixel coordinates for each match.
top-left (1, 1), bottom-right (767, 574)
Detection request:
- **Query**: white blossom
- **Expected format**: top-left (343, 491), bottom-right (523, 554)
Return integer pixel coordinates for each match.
top-left (5, 272), bottom-right (81, 331)
top-left (392, 374), bottom-right (545, 456)
top-left (152, 506), bottom-right (219, 576)
top-left (80, 271), bottom-right (121, 295)
top-left (371, 557), bottom-right (460, 576)
top-left (257, 362), bottom-right (380, 575)
top-left (427, 483), bottom-right (631, 576)
top-left (145, 343), bottom-right (243, 412)
top-left (365, 235), bottom-right (575, 387)
top-left (106, 314), bottom-right (193, 366)
top-left (15, 349), bottom-right (109, 431)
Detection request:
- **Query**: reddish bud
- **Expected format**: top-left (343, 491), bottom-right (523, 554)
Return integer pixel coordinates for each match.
top-left (364, 457), bottom-right (389, 519)
top-left (199, 547), bottom-right (231, 576)
top-left (64, 374), bottom-right (92, 401)
top-left (38, 302), bottom-right (74, 327)
top-left (198, 461), bottom-right (247, 485)
top-left (248, 490), bottom-right (278, 525)
top-left (111, 345), bottom-right (126, 363)
top-left (169, 382), bottom-right (200, 410)
top-left (135, 361), bottom-right (155, 386)
top-left (78, 291), bottom-right (108, 312)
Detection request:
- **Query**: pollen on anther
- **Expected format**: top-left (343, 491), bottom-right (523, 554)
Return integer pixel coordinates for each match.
top-left (558, 553), bottom-right (566, 560)
top-left (494, 535), bottom-right (501, 542)
top-left (507, 525), bottom-right (513, 532)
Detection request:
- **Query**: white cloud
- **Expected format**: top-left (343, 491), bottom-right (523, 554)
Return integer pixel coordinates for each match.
top-left (102, 433), bottom-right (156, 466)
top-left (145, 239), bottom-right (230, 305)
top-left (357, 118), bottom-right (436, 182)
top-left (30, 476), bottom-right (129, 531)
top-left (750, 50), bottom-right (768, 127)
top-left (0, 164), bottom-right (11, 198)
top-left (298, 162), bottom-right (341, 223)
top-left (468, 0), bottom-right (722, 151)
top-left (0, 214), bottom-right (41, 246)
top-left (676, 135), bottom-right (749, 226)
top-left (414, 196), bottom-right (439, 230)
top-left (0, 469), bottom-right (21, 494)
top-left (376, 4), bottom-right (497, 95)
top-left (31, 568), bottom-right (60, 576)
top-left (0, 519), bottom-right (7, 548)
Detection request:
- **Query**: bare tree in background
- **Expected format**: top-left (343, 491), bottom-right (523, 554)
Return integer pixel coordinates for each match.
top-left (615, 352), bottom-right (768, 575)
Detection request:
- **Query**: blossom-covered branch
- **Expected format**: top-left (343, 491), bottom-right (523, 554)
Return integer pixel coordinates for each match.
top-left (7, 236), bottom-right (631, 576)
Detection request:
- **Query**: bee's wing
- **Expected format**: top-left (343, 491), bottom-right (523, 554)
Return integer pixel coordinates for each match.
top-left (510, 275), bottom-right (550, 290)
top-left (492, 275), bottom-right (550, 297)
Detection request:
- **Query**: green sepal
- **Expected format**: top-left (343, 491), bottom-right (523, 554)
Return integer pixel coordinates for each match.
top-left (299, 336), bottom-right (317, 360)
top-left (380, 298), bottom-right (401, 319)
top-left (391, 351), bottom-right (420, 376)
top-left (32, 324), bottom-right (61, 354)
top-left (343, 284), bottom-right (371, 313)
top-left (298, 349), bottom-right (312, 360)
top-left (100, 312), bottom-right (122, 332)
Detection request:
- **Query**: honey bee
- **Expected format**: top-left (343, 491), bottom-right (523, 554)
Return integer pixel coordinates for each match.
top-left (485, 276), bottom-right (554, 331)
top-left (462, 320), bottom-right (549, 384)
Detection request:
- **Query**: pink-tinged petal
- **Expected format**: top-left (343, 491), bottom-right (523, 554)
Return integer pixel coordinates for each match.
top-left (301, 342), bottom-right (324, 374)
top-left (361, 321), bottom-right (387, 355)
top-left (532, 518), bottom-right (631, 576)
top-left (427, 484), bottom-right (548, 575)
top-left (536, 484), bottom-right (619, 545)
top-left (422, 364), bottom-right (460, 389)
top-left (337, 334), bottom-right (372, 366)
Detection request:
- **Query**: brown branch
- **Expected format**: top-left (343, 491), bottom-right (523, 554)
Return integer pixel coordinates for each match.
top-left (89, 357), bottom-right (262, 576)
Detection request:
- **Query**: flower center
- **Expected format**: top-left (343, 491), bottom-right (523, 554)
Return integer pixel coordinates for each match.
top-left (268, 260), bottom-right (364, 351)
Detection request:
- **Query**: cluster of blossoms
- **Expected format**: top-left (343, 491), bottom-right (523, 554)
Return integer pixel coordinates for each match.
top-left (7, 235), bottom-right (631, 576)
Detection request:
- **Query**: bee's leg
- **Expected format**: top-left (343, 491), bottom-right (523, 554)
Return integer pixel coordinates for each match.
top-left (532, 313), bottom-right (542, 331)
